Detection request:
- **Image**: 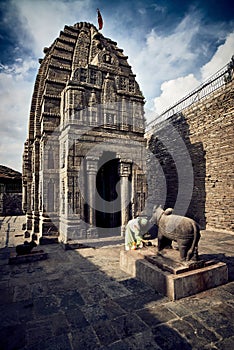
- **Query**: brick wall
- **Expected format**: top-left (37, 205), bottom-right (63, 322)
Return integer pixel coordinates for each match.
top-left (147, 78), bottom-right (234, 232)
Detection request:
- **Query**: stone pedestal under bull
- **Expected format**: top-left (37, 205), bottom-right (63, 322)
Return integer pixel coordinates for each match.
top-left (150, 206), bottom-right (201, 261)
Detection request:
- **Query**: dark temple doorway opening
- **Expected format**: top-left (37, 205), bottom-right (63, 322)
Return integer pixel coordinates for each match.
top-left (96, 152), bottom-right (121, 234)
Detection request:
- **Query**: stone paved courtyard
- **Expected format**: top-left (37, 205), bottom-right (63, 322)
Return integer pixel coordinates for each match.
top-left (0, 216), bottom-right (234, 349)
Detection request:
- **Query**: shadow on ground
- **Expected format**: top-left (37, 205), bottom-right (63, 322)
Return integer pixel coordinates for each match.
top-left (0, 224), bottom-right (234, 349)
top-left (0, 243), bottom-right (199, 350)
top-left (199, 253), bottom-right (234, 281)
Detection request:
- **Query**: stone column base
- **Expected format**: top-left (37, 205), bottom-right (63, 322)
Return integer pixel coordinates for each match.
top-left (59, 216), bottom-right (90, 243)
top-left (32, 211), bottom-right (39, 234)
top-left (121, 225), bottom-right (126, 237)
top-left (26, 212), bottom-right (33, 231)
top-left (87, 227), bottom-right (98, 238)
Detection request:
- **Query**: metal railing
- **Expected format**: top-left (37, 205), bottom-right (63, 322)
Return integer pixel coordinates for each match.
top-left (146, 56), bottom-right (234, 130)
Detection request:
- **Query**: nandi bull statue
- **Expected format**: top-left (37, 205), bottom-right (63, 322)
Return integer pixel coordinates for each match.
top-left (150, 205), bottom-right (201, 261)
top-left (16, 239), bottom-right (37, 256)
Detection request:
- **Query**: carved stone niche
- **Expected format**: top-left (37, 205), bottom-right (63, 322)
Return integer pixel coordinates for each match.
top-left (91, 49), bottom-right (119, 68)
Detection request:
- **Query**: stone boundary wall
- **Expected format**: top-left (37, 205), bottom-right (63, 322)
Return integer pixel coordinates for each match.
top-left (147, 78), bottom-right (233, 232)
top-left (0, 193), bottom-right (23, 216)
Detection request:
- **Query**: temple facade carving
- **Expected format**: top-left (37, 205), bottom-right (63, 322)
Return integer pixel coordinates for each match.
top-left (22, 22), bottom-right (147, 243)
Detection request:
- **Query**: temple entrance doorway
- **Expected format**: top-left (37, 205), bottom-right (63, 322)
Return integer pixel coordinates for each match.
top-left (96, 152), bottom-right (121, 235)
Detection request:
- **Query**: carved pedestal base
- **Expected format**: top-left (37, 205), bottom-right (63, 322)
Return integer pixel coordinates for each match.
top-left (120, 248), bottom-right (228, 300)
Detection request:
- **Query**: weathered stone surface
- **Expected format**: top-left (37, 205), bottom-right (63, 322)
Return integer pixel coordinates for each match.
top-left (93, 320), bottom-right (119, 346)
top-left (22, 22), bottom-right (146, 244)
top-left (136, 305), bottom-right (176, 326)
top-left (0, 221), bottom-right (234, 349)
top-left (152, 324), bottom-right (192, 350)
top-left (169, 262), bottom-right (228, 300)
top-left (64, 307), bottom-right (89, 329)
top-left (0, 165), bottom-right (22, 216)
top-left (8, 250), bottom-right (48, 264)
top-left (120, 249), bottom-right (228, 300)
top-left (147, 74), bottom-right (234, 233)
top-left (144, 248), bottom-right (206, 274)
top-left (0, 324), bottom-right (26, 350)
top-left (70, 326), bottom-right (100, 350)
top-left (110, 313), bottom-right (149, 338)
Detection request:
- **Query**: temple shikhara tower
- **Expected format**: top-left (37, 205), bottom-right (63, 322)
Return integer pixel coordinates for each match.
top-left (22, 22), bottom-right (147, 243)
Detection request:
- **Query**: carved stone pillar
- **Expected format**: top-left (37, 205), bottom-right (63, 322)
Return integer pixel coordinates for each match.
top-left (86, 156), bottom-right (99, 237)
top-left (119, 162), bottom-right (131, 236)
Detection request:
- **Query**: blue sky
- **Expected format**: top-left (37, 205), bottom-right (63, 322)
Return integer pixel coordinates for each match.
top-left (0, 0), bottom-right (233, 171)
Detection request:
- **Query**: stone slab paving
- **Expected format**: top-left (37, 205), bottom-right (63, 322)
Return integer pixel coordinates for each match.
top-left (0, 217), bottom-right (234, 349)
top-left (0, 216), bottom-right (26, 249)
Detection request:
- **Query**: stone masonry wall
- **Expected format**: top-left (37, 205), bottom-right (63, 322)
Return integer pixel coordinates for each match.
top-left (2, 193), bottom-right (23, 216)
top-left (147, 78), bottom-right (234, 232)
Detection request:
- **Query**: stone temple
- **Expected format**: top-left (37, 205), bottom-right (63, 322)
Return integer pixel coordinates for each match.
top-left (22, 22), bottom-right (147, 243)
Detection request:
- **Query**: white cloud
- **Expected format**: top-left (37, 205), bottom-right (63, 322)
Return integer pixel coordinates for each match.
top-left (154, 74), bottom-right (200, 114)
top-left (119, 11), bottom-right (233, 113)
top-left (0, 1), bottom-right (233, 171)
top-left (201, 32), bottom-right (234, 80)
top-left (0, 58), bottom-right (37, 80)
top-left (124, 13), bottom-right (201, 103)
top-left (0, 63), bottom-right (34, 171)
top-left (12, 0), bottom-right (93, 57)
top-left (151, 4), bottom-right (166, 13)
top-left (138, 8), bottom-right (146, 16)
top-left (153, 30), bottom-right (234, 116)
top-left (0, 0), bottom-right (94, 171)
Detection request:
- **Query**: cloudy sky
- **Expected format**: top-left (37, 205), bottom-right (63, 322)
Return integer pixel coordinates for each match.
top-left (0, 0), bottom-right (233, 171)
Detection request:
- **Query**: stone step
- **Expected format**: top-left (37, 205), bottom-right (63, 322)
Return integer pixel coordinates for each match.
top-left (9, 250), bottom-right (48, 264)
top-left (39, 235), bottom-right (59, 245)
top-left (62, 236), bottom-right (125, 250)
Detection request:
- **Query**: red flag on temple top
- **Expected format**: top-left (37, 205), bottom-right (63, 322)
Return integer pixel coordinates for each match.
top-left (97, 8), bottom-right (103, 30)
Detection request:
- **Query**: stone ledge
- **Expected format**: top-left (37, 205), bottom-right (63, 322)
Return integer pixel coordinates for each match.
top-left (39, 236), bottom-right (59, 245)
top-left (61, 236), bottom-right (125, 250)
top-left (9, 250), bottom-right (48, 265)
top-left (120, 249), bottom-right (228, 300)
top-left (61, 242), bottom-right (91, 250)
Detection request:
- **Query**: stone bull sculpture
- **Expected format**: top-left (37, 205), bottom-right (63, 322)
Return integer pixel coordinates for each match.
top-left (150, 205), bottom-right (200, 261)
top-left (16, 240), bottom-right (37, 256)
